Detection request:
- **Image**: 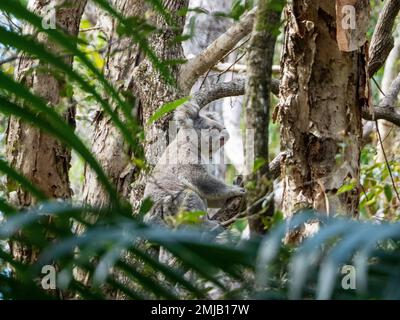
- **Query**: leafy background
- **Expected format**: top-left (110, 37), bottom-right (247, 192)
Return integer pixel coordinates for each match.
top-left (0, 0), bottom-right (399, 300)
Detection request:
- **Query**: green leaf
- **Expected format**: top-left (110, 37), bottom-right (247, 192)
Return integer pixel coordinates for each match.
top-left (174, 211), bottom-right (206, 226)
top-left (337, 181), bottom-right (356, 195)
top-left (138, 198), bottom-right (154, 218)
top-left (253, 157), bottom-right (267, 172)
top-left (230, 0), bottom-right (247, 20)
top-left (143, 0), bottom-right (175, 26)
top-left (91, 0), bottom-right (175, 85)
top-left (147, 96), bottom-right (190, 125)
top-left (384, 184), bottom-right (393, 202)
top-left (115, 259), bottom-right (179, 299)
top-left (128, 246), bottom-right (206, 298)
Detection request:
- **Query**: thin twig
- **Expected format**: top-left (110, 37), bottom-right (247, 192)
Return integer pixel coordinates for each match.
top-left (0, 55), bottom-right (18, 66)
top-left (375, 120), bottom-right (400, 203)
top-left (371, 77), bottom-right (397, 143)
top-left (372, 76), bottom-right (386, 97)
top-left (216, 51), bottom-right (246, 82)
top-left (372, 74), bottom-right (400, 203)
top-left (219, 192), bottom-right (274, 228)
top-left (199, 37), bottom-right (250, 90)
top-left (80, 27), bottom-right (101, 33)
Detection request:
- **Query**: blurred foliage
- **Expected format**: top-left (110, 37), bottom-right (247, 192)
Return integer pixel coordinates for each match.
top-left (0, 0), bottom-right (399, 301)
top-left (1, 206), bottom-right (400, 300)
top-left (359, 146), bottom-right (400, 221)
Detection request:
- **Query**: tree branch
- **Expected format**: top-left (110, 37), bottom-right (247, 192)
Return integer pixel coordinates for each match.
top-left (179, 7), bottom-right (257, 91)
top-left (268, 151), bottom-right (286, 180)
top-left (211, 62), bottom-right (280, 74)
top-left (191, 78), bottom-right (284, 178)
top-left (363, 72), bottom-right (400, 126)
top-left (362, 105), bottom-right (400, 127)
top-left (368, 0), bottom-right (400, 77)
top-left (192, 77), bottom-right (279, 107)
top-left (381, 71), bottom-right (400, 107)
top-left (192, 77), bottom-right (400, 128)
top-left (212, 153), bottom-right (285, 224)
top-left (190, 73), bottom-right (399, 226)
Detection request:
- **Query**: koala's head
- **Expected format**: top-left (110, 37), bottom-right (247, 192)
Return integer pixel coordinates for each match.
top-left (174, 102), bottom-right (230, 157)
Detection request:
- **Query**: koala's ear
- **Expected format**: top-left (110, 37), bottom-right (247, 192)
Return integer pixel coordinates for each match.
top-left (174, 102), bottom-right (200, 128)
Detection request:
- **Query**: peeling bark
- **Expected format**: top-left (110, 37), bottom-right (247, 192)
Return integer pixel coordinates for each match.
top-left (73, 0), bottom-right (145, 297)
top-left (335, 0), bottom-right (369, 52)
top-left (278, 1), bottom-right (369, 242)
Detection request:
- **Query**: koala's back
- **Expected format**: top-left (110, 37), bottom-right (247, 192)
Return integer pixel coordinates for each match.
top-left (144, 164), bottom-right (185, 200)
top-left (144, 138), bottom-right (205, 199)
top-left (143, 105), bottom-right (233, 225)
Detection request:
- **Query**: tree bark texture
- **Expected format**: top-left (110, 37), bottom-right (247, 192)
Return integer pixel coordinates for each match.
top-left (130, 0), bottom-right (189, 210)
top-left (81, 0), bottom-right (145, 210)
top-left (278, 1), bottom-right (369, 242)
top-left (244, 0), bottom-right (281, 235)
top-left (83, 0), bottom-right (188, 212)
top-left (6, 0), bottom-right (87, 264)
top-left (368, 0), bottom-right (400, 77)
top-left (73, 0), bottom-right (147, 296)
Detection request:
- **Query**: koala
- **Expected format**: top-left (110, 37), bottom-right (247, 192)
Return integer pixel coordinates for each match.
top-left (143, 101), bottom-right (245, 227)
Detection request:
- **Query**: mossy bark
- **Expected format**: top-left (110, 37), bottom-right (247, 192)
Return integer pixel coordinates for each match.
top-left (244, 0), bottom-right (282, 235)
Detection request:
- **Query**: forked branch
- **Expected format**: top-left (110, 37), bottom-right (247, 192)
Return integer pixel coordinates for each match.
top-left (179, 7), bottom-right (257, 91)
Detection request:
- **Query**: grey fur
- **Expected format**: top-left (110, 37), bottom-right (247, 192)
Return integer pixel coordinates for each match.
top-left (143, 102), bottom-right (245, 226)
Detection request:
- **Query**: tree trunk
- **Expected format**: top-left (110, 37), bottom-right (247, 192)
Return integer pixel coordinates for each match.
top-left (76, 0), bottom-right (188, 298)
top-left (6, 0), bottom-right (86, 264)
top-left (130, 0), bottom-right (189, 210)
top-left (278, 1), bottom-right (369, 242)
top-left (244, 0), bottom-right (281, 235)
top-left (81, 0), bottom-right (188, 212)
top-left (81, 0), bottom-right (145, 210)
top-left (72, 0), bottom-right (146, 296)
